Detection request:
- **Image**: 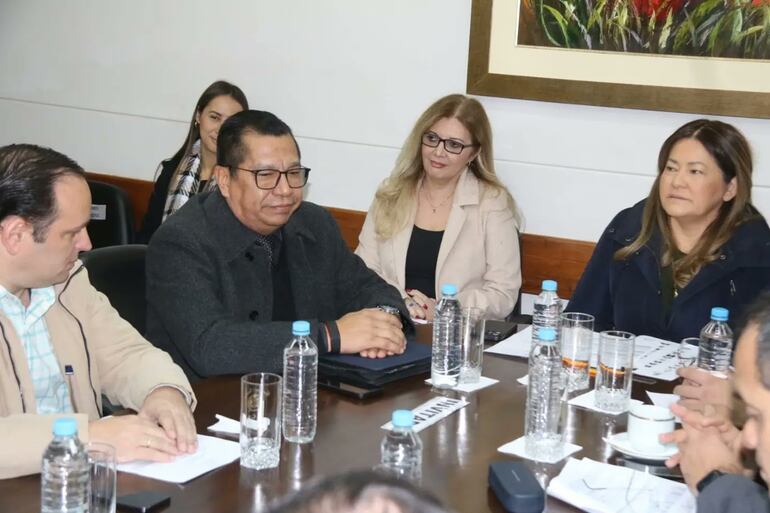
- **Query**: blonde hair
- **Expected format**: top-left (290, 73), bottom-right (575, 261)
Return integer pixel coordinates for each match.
top-left (615, 119), bottom-right (758, 288)
top-left (372, 94), bottom-right (519, 238)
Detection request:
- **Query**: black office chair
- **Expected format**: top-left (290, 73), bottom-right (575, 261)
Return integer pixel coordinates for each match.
top-left (80, 244), bottom-right (147, 335)
top-left (87, 180), bottom-right (135, 248)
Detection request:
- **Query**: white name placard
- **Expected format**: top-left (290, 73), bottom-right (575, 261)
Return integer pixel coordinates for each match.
top-left (381, 396), bottom-right (469, 433)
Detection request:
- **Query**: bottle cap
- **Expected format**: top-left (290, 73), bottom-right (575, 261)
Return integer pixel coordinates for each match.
top-left (392, 409), bottom-right (414, 428)
top-left (710, 307), bottom-right (729, 322)
top-left (52, 418), bottom-right (78, 437)
top-left (542, 280), bottom-right (557, 292)
top-left (292, 320), bottom-right (311, 336)
top-left (538, 327), bottom-right (557, 342)
top-left (440, 284), bottom-right (458, 296)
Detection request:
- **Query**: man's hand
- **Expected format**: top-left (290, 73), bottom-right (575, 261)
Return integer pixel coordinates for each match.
top-left (89, 415), bottom-right (180, 463)
top-left (674, 367), bottom-right (732, 414)
top-left (662, 403), bottom-right (744, 492)
top-left (338, 308), bottom-right (406, 358)
top-left (139, 387), bottom-right (197, 454)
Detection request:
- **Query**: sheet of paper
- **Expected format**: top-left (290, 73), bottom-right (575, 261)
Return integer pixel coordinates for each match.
top-left (485, 325), bottom-right (533, 358)
top-left (486, 328), bottom-right (681, 381)
top-left (207, 414), bottom-right (240, 435)
top-left (117, 434), bottom-right (240, 483)
top-left (424, 376), bottom-right (498, 392)
top-left (548, 457), bottom-right (695, 513)
top-left (381, 396), bottom-right (468, 433)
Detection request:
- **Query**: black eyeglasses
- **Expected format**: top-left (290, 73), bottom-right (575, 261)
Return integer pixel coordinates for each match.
top-left (421, 131), bottom-right (477, 155)
top-left (233, 166), bottom-right (311, 190)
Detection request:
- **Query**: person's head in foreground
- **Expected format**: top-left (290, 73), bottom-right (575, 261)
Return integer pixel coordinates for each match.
top-left (268, 470), bottom-right (451, 513)
top-left (735, 290), bottom-right (770, 486)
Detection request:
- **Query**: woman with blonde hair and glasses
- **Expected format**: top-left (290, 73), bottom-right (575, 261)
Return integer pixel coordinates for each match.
top-left (567, 119), bottom-right (770, 341)
top-left (356, 94), bottom-right (522, 320)
top-left (137, 80), bottom-right (248, 242)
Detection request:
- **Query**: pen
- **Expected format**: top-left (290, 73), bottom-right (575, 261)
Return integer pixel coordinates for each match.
top-left (64, 364), bottom-right (78, 412)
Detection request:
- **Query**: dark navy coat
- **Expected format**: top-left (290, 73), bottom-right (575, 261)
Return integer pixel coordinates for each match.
top-left (567, 200), bottom-right (770, 341)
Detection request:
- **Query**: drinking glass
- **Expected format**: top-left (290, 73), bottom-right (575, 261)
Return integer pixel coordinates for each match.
top-left (240, 372), bottom-right (282, 470)
top-left (87, 442), bottom-right (116, 513)
top-left (594, 331), bottom-right (635, 413)
top-left (459, 307), bottom-right (485, 384)
top-left (678, 337), bottom-right (700, 367)
top-left (560, 312), bottom-right (595, 391)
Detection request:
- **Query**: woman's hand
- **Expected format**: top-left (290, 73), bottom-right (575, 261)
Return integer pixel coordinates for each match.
top-left (406, 289), bottom-right (436, 321)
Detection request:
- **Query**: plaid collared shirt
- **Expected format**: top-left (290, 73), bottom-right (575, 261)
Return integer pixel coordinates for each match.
top-left (0, 285), bottom-right (73, 414)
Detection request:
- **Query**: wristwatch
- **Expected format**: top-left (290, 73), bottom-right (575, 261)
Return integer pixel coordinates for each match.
top-left (696, 470), bottom-right (726, 493)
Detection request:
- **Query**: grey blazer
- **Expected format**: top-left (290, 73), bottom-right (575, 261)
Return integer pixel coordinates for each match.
top-left (145, 190), bottom-right (406, 381)
top-left (697, 474), bottom-right (769, 513)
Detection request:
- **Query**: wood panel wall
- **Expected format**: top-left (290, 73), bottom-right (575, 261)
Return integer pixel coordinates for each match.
top-left (87, 172), bottom-right (595, 297)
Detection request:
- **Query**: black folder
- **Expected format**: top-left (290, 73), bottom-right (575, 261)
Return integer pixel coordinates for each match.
top-left (318, 341), bottom-right (432, 387)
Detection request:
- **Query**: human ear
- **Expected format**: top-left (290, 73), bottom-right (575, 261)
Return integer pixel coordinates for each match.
top-left (215, 166), bottom-right (231, 198)
top-left (0, 216), bottom-right (31, 256)
top-left (723, 177), bottom-right (738, 202)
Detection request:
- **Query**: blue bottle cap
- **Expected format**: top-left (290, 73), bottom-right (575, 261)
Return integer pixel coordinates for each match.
top-left (52, 418), bottom-right (78, 437)
top-left (538, 327), bottom-right (557, 342)
top-left (440, 284), bottom-right (458, 296)
top-left (292, 320), bottom-right (311, 336)
top-left (392, 409), bottom-right (414, 428)
top-left (710, 307), bottom-right (729, 322)
top-left (542, 280), bottom-right (557, 292)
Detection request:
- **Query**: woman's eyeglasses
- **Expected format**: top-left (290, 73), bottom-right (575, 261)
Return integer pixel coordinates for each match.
top-left (421, 132), bottom-right (477, 155)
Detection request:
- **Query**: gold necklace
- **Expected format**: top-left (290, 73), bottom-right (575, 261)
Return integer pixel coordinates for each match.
top-left (421, 184), bottom-right (454, 214)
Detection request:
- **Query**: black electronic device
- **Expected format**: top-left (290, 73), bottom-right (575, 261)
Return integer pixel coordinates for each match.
top-left (488, 461), bottom-right (545, 513)
top-left (317, 377), bottom-right (383, 399)
top-left (484, 320), bottom-right (517, 342)
top-left (117, 491), bottom-right (171, 513)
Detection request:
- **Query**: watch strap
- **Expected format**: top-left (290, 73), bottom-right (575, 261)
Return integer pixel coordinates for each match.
top-left (696, 470), bottom-right (726, 493)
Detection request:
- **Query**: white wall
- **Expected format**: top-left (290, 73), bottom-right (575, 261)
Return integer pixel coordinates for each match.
top-left (1, 0), bottom-right (768, 243)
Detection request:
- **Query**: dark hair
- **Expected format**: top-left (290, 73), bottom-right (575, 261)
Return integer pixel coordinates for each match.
top-left (615, 119), bottom-right (757, 288)
top-left (736, 291), bottom-right (770, 388)
top-left (267, 470), bottom-right (450, 513)
top-left (165, 80), bottom-right (248, 184)
top-left (216, 110), bottom-right (301, 173)
top-left (0, 143), bottom-right (84, 242)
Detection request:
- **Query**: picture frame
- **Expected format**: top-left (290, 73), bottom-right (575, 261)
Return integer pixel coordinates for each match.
top-left (467, 0), bottom-right (770, 118)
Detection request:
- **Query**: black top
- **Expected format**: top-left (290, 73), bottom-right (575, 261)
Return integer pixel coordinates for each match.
top-left (137, 153), bottom-right (183, 243)
top-left (271, 231), bottom-right (296, 322)
top-left (405, 225), bottom-right (444, 299)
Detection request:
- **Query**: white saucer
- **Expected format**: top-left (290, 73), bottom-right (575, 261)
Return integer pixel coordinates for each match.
top-left (606, 432), bottom-right (677, 461)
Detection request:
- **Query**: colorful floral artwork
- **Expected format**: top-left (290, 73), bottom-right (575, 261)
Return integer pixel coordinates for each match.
top-left (517, 0), bottom-right (770, 58)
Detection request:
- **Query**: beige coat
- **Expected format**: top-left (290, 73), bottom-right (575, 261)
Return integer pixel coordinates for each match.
top-left (0, 264), bottom-right (195, 478)
top-left (356, 171), bottom-right (521, 320)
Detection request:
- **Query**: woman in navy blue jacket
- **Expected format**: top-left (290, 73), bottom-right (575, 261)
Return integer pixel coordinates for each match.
top-left (567, 119), bottom-right (770, 342)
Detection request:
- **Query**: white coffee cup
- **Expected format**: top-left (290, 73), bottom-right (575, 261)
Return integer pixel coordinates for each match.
top-left (627, 404), bottom-right (675, 453)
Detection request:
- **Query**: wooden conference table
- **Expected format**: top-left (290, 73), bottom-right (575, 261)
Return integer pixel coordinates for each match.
top-left (1, 327), bottom-right (675, 513)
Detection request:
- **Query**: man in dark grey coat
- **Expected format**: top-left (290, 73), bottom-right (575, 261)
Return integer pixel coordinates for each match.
top-left (665, 292), bottom-right (770, 512)
top-left (145, 110), bottom-right (407, 381)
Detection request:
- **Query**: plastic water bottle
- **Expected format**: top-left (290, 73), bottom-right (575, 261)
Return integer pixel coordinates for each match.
top-left (524, 327), bottom-right (564, 462)
top-left (697, 307), bottom-right (733, 376)
top-left (41, 418), bottom-right (90, 513)
top-left (380, 410), bottom-right (422, 482)
top-left (282, 320), bottom-right (318, 443)
top-left (431, 283), bottom-right (463, 389)
top-left (532, 280), bottom-right (562, 345)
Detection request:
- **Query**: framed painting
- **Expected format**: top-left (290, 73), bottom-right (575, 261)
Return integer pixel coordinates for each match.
top-left (467, 0), bottom-right (770, 117)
